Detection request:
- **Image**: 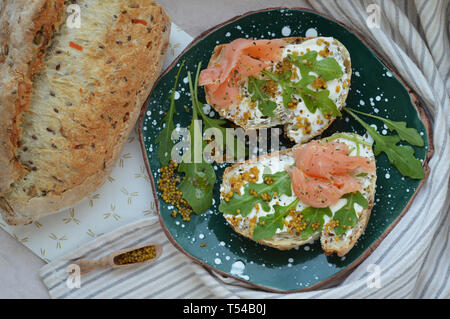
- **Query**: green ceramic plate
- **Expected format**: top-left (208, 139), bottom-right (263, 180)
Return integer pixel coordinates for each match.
top-left (138, 8), bottom-right (433, 292)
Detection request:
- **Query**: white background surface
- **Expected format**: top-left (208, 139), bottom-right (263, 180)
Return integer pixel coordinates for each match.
top-left (0, 0), bottom-right (337, 299)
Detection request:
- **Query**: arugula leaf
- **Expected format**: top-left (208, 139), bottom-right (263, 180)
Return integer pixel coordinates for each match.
top-left (289, 51), bottom-right (317, 78)
top-left (181, 62), bottom-right (247, 162)
top-left (195, 100), bottom-right (247, 162)
top-left (249, 51), bottom-right (343, 117)
top-left (252, 199), bottom-right (299, 241)
top-left (299, 206), bottom-right (332, 239)
top-left (333, 192), bottom-right (368, 236)
top-left (295, 73), bottom-right (317, 89)
top-left (247, 76), bottom-right (278, 117)
top-left (288, 51), bottom-right (344, 82)
top-left (314, 57), bottom-right (344, 81)
top-left (287, 52), bottom-right (316, 88)
top-left (298, 87), bottom-right (342, 117)
top-left (262, 70), bottom-right (295, 109)
top-left (219, 170), bottom-right (292, 217)
top-left (178, 113), bottom-right (216, 214)
top-left (344, 107), bottom-right (425, 180)
top-left (287, 52), bottom-right (342, 117)
top-left (373, 136), bottom-right (425, 179)
top-left (346, 108), bottom-right (424, 147)
top-left (178, 159), bottom-right (216, 214)
top-left (282, 85), bottom-right (295, 110)
top-left (155, 60), bottom-right (185, 166)
top-left (178, 63), bottom-right (216, 214)
top-left (263, 65), bottom-right (340, 117)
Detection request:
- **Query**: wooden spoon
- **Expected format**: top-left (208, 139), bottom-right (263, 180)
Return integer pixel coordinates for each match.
top-left (73, 243), bottom-right (163, 274)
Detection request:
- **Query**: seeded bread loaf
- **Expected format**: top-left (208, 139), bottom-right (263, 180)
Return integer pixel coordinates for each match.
top-left (204, 37), bottom-right (352, 145)
top-left (0, 0), bottom-right (170, 225)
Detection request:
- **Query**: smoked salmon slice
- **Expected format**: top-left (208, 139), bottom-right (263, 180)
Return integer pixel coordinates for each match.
top-left (287, 166), bottom-right (361, 208)
top-left (199, 38), bottom-right (286, 108)
top-left (287, 140), bottom-right (376, 208)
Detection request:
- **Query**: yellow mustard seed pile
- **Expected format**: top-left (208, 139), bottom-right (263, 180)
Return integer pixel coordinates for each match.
top-left (227, 215), bottom-right (243, 228)
top-left (324, 219), bottom-right (340, 233)
top-left (275, 56), bottom-right (298, 78)
top-left (249, 216), bottom-right (258, 234)
top-left (251, 55), bottom-right (303, 112)
top-left (114, 245), bottom-right (156, 265)
top-left (260, 192), bottom-right (272, 202)
top-left (285, 209), bottom-right (324, 236)
top-left (295, 116), bottom-right (312, 135)
top-left (316, 38), bottom-right (334, 57)
top-left (312, 76), bottom-right (328, 89)
top-left (262, 79), bottom-right (278, 98)
top-left (223, 166), bottom-right (260, 198)
top-left (242, 111), bottom-right (251, 123)
top-left (158, 160), bottom-right (193, 221)
top-left (249, 188), bottom-right (258, 198)
top-left (287, 98), bottom-right (300, 110)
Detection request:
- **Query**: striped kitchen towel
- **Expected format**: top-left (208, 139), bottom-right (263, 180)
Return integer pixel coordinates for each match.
top-left (40, 0), bottom-right (449, 298)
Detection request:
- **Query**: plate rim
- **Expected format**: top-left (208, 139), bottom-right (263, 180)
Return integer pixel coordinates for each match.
top-left (137, 7), bottom-right (434, 293)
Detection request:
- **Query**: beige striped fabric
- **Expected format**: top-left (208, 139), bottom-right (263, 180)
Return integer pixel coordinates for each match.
top-left (39, 0), bottom-right (450, 298)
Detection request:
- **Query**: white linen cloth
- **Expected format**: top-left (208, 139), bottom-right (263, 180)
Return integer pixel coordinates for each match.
top-left (40, 0), bottom-right (449, 298)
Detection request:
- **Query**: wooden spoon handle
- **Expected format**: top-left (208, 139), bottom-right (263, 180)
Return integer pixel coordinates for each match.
top-left (74, 257), bottom-right (110, 274)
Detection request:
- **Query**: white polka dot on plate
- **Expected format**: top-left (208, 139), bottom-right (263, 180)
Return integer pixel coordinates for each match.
top-left (305, 28), bottom-right (318, 37)
top-left (281, 26), bottom-right (291, 36)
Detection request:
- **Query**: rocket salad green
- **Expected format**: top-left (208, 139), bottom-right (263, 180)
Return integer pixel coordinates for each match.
top-left (344, 107), bottom-right (425, 180)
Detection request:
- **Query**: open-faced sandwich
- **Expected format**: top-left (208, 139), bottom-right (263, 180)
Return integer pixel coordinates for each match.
top-left (218, 133), bottom-right (377, 256)
top-left (199, 37), bottom-right (351, 144)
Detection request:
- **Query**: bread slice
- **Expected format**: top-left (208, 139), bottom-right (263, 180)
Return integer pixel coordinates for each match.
top-left (0, 0), bottom-right (170, 225)
top-left (204, 37), bottom-right (352, 145)
top-left (219, 133), bottom-right (377, 256)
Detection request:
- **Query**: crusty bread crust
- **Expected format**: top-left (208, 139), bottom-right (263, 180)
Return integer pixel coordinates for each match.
top-left (0, 0), bottom-right (170, 225)
top-left (221, 135), bottom-right (376, 255)
top-left (203, 37), bottom-right (352, 144)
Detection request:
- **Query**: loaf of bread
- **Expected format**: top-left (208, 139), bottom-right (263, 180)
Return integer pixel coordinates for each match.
top-left (0, 0), bottom-right (170, 225)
